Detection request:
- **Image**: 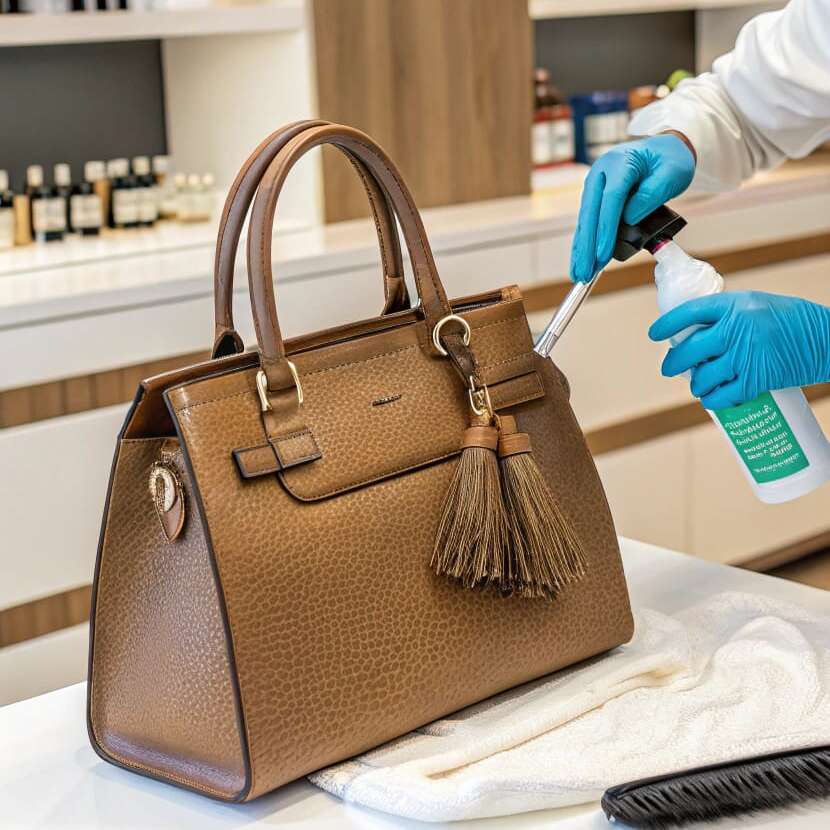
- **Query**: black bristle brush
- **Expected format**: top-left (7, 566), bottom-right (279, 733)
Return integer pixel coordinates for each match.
top-left (601, 745), bottom-right (830, 828)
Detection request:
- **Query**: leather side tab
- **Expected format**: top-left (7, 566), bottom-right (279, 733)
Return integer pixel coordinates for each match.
top-left (233, 445), bottom-right (281, 479)
top-left (233, 432), bottom-right (322, 480)
top-left (271, 428), bottom-right (321, 469)
top-left (233, 430), bottom-right (322, 480)
top-left (489, 371), bottom-right (543, 410)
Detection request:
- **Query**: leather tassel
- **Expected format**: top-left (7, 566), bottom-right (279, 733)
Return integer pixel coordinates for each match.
top-left (431, 412), bottom-right (510, 590)
top-left (497, 415), bottom-right (587, 599)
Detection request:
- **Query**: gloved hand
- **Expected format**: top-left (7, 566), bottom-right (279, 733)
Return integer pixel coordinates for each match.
top-left (649, 290), bottom-right (830, 410)
top-left (570, 134), bottom-right (696, 283)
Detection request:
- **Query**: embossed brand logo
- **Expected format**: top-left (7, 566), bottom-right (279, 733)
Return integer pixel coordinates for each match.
top-left (372, 394), bottom-right (402, 407)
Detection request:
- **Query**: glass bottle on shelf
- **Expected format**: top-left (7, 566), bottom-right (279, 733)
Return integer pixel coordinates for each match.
top-left (0, 170), bottom-right (14, 251)
top-left (532, 69), bottom-right (556, 169)
top-left (132, 156), bottom-right (158, 228)
top-left (54, 163), bottom-right (73, 233)
top-left (168, 172), bottom-right (186, 222)
top-left (108, 158), bottom-right (139, 230)
top-left (177, 173), bottom-right (202, 223)
top-left (70, 161), bottom-right (104, 237)
top-left (152, 155), bottom-right (178, 220)
top-left (27, 164), bottom-right (63, 243)
top-left (532, 70), bottom-right (574, 169)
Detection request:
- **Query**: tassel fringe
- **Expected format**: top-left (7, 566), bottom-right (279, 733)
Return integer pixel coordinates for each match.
top-left (431, 417), bottom-right (510, 589)
top-left (431, 406), bottom-right (587, 600)
top-left (498, 415), bottom-right (587, 599)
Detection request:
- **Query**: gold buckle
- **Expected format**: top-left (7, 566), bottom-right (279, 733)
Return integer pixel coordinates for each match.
top-left (256, 361), bottom-right (303, 412)
top-left (467, 375), bottom-right (493, 417)
top-left (432, 313), bottom-right (471, 357)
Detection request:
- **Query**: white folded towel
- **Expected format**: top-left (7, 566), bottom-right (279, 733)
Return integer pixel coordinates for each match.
top-left (310, 592), bottom-right (830, 822)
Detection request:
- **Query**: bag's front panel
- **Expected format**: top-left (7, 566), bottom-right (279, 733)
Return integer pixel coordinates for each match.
top-left (89, 436), bottom-right (248, 800)
top-left (167, 299), bottom-right (632, 799)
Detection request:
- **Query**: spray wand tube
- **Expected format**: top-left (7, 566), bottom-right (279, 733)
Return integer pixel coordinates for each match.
top-left (533, 277), bottom-right (600, 358)
top-left (533, 205), bottom-right (686, 356)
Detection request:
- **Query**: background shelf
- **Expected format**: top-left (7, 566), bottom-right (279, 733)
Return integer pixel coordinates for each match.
top-left (530, 0), bottom-right (770, 19)
top-left (0, 3), bottom-right (304, 47)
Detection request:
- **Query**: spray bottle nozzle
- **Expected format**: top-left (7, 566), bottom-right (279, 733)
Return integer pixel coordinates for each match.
top-left (613, 205), bottom-right (686, 262)
top-left (646, 236), bottom-right (672, 255)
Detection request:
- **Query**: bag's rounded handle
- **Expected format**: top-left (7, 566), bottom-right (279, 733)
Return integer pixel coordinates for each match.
top-left (246, 123), bottom-right (474, 398)
top-left (212, 120), bottom-right (409, 358)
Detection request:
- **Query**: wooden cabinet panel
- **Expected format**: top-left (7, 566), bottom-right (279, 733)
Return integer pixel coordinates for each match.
top-left (313, 0), bottom-right (532, 222)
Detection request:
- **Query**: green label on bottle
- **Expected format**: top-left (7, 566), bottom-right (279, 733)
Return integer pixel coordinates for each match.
top-left (714, 392), bottom-right (809, 484)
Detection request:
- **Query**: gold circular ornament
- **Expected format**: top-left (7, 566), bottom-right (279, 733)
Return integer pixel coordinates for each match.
top-left (149, 463), bottom-right (178, 513)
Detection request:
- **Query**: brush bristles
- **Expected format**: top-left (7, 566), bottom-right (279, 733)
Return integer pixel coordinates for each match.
top-left (431, 446), bottom-right (510, 590)
top-left (500, 452), bottom-right (587, 600)
top-left (602, 747), bottom-right (830, 829)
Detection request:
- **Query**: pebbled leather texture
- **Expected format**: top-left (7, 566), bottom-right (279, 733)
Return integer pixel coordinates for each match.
top-left (88, 437), bottom-right (247, 800)
top-left (90, 295), bottom-right (631, 803)
top-left (160, 301), bottom-right (631, 800)
top-left (88, 122), bottom-right (632, 803)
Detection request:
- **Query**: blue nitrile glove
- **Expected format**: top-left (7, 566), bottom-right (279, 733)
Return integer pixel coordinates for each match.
top-left (649, 291), bottom-right (830, 410)
top-left (570, 134), bottom-right (696, 282)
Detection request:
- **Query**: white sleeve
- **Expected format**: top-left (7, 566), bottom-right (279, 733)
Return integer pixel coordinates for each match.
top-left (628, 0), bottom-right (830, 192)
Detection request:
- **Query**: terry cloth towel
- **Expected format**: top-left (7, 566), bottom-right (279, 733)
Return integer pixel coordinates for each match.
top-left (310, 592), bottom-right (830, 822)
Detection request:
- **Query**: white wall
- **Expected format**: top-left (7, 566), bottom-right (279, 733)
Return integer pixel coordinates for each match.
top-left (695, 2), bottom-right (784, 71)
top-left (163, 27), bottom-right (322, 228)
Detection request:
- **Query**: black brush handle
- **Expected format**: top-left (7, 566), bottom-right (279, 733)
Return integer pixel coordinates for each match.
top-left (601, 745), bottom-right (830, 828)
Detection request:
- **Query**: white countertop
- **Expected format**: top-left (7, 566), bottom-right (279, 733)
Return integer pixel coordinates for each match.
top-left (2, 156), bottom-right (829, 330)
top-left (2, 537), bottom-right (828, 829)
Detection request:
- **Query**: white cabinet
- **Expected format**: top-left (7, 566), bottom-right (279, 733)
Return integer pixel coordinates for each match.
top-left (688, 398), bottom-right (830, 564)
top-left (0, 406), bottom-right (127, 610)
top-left (0, 625), bottom-right (88, 706)
top-left (595, 431), bottom-right (691, 554)
top-left (528, 285), bottom-right (680, 432)
top-left (564, 253), bottom-right (830, 564)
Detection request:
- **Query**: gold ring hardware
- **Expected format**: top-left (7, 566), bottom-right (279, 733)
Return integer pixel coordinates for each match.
top-left (256, 361), bottom-right (304, 412)
top-left (467, 375), bottom-right (493, 417)
top-left (432, 314), bottom-right (471, 357)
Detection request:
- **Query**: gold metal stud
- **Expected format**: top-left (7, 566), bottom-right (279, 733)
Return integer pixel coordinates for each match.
top-left (149, 463), bottom-right (178, 513)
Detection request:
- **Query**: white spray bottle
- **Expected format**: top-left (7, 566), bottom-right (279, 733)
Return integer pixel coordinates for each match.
top-left (652, 239), bottom-right (830, 503)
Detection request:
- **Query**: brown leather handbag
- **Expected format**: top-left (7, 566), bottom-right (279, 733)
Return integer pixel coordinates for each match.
top-left (87, 121), bottom-right (633, 802)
